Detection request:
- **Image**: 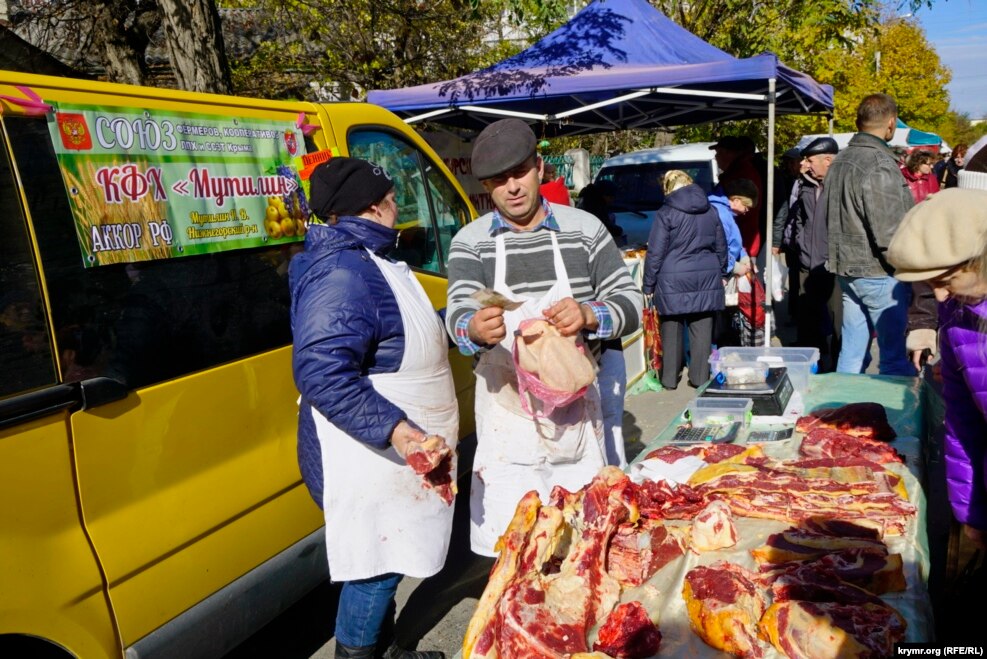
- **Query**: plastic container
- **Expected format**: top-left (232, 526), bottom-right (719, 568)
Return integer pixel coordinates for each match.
top-left (686, 397), bottom-right (753, 428)
top-left (709, 347), bottom-right (820, 394)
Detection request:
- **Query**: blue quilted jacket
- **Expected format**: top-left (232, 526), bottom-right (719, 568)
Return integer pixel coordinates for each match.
top-left (290, 217), bottom-right (406, 507)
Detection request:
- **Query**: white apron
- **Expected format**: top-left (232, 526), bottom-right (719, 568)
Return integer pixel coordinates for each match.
top-left (314, 251), bottom-right (459, 581)
top-left (470, 231), bottom-right (606, 557)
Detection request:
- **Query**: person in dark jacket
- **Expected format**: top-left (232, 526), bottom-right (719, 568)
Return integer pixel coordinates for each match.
top-left (888, 189), bottom-right (987, 551)
top-left (790, 137), bottom-right (842, 371)
top-left (290, 157), bottom-right (455, 659)
top-left (825, 93), bottom-right (915, 376)
top-left (942, 144), bottom-right (968, 189)
top-left (643, 170), bottom-right (727, 389)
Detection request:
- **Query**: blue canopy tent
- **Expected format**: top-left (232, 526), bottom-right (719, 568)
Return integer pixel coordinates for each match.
top-left (367, 0), bottom-right (832, 137)
top-left (368, 0), bottom-right (835, 345)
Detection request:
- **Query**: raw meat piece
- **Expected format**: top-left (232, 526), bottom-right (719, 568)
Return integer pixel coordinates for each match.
top-left (690, 500), bottom-right (738, 553)
top-left (778, 549), bottom-right (906, 594)
top-left (795, 402), bottom-right (896, 442)
top-left (592, 601), bottom-right (662, 658)
top-left (686, 458), bottom-right (915, 535)
top-left (750, 527), bottom-right (888, 565)
top-left (632, 479), bottom-right (706, 520)
top-left (799, 428), bottom-right (902, 464)
top-left (758, 599), bottom-right (906, 658)
top-left (643, 442), bottom-right (749, 464)
top-left (682, 562), bottom-right (767, 658)
top-left (766, 565), bottom-right (886, 606)
top-left (463, 491), bottom-right (541, 659)
top-left (404, 435), bottom-right (456, 505)
top-left (606, 518), bottom-right (689, 586)
top-left (465, 468), bottom-right (641, 658)
top-left (800, 516), bottom-right (884, 540)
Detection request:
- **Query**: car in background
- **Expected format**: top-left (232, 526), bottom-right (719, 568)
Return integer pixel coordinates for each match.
top-left (594, 142), bottom-right (719, 246)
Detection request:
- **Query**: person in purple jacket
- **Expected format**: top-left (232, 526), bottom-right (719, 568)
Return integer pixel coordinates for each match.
top-left (888, 188), bottom-right (987, 550)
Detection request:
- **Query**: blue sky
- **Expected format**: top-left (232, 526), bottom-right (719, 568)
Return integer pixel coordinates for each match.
top-left (914, 0), bottom-right (987, 118)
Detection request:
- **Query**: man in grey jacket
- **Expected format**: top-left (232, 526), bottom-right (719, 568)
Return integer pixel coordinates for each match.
top-left (825, 94), bottom-right (914, 376)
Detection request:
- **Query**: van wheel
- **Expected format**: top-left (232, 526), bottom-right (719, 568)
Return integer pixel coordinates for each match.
top-left (0, 635), bottom-right (75, 658)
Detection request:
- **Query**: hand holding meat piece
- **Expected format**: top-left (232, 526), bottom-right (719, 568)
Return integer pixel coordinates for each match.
top-left (403, 434), bottom-right (457, 506)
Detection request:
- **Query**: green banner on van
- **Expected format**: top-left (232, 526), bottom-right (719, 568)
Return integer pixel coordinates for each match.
top-left (46, 103), bottom-right (310, 267)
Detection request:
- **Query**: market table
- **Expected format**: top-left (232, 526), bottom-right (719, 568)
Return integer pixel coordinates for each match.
top-left (625, 372), bottom-right (935, 654)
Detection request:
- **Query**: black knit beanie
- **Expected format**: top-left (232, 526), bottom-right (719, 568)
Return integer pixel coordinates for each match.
top-left (309, 157), bottom-right (395, 218)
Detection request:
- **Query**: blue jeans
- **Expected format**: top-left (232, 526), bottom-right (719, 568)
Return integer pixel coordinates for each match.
top-left (836, 275), bottom-right (913, 376)
top-left (335, 572), bottom-right (402, 647)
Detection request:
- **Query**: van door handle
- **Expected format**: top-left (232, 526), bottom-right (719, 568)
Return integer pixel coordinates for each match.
top-left (78, 377), bottom-right (128, 410)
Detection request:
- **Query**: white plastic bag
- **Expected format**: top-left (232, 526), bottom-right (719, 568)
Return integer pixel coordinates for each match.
top-left (770, 254), bottom-right (787, 302)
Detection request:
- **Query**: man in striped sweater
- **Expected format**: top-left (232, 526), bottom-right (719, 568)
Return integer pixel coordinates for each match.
top-left (445, 118), bottom-right (642, 556)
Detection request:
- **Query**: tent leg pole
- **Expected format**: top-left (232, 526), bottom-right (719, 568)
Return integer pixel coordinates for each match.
top-left (764, 78), bottom-right (776, 348)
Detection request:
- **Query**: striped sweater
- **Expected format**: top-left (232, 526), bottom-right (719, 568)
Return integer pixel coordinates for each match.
top-left (446, 202), bottom-right (642, 358)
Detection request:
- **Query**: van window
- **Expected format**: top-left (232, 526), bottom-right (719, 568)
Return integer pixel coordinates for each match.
top-left (348, 129), bottom-right (465, 274)
top-left (3, 116), bottom-right (297, 390)
top-left (597, 160), bottom-right (715, 211)
top-left (0, 126), bottom-right (58, 398)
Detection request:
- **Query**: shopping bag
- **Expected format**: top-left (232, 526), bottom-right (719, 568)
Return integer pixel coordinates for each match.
top-left (512, 319), bottom-right (591, 418)
top-left (737, 272), bottom-right (766, 328)
top-left (642, 298), bottom-right (662, 374)
top-left (771, 254), bottom-right (787, 302)
top-left (724, 277), bottom-right (739, 307)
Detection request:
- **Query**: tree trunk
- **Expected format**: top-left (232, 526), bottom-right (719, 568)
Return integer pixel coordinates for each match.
top-left (157, 0), bottom-right (232, 94)
top-left (90, 1), bottom-right (149, 86)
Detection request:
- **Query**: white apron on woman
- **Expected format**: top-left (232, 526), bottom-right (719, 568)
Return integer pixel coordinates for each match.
top-left (313, 252), bottom-right (459, 582)
top-left (470, 231), bottom-right (606, 556)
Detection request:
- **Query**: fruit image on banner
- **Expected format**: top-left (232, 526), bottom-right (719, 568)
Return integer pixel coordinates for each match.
top-left (46, 103), bottom-right (311, 267)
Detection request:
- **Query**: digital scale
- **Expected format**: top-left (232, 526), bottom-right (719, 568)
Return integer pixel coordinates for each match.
top-left (701, 366), bottom-right (794, 416)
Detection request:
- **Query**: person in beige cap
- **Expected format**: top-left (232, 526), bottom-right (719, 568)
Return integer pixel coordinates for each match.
top-left (887, 188), bottom-right (987, 550)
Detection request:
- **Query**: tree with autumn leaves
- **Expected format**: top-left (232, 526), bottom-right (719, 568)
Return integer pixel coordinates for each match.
top-left (10, 0), bottom-right (973, 148)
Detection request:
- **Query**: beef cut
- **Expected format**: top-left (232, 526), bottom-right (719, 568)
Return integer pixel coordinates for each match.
top-left (682, 562), bottom-right (768, 657)
top-left (750, 527), bottom-right (889, 565)
top-left (795, 402), bottom-right (896, 442)
top-left (463, 467), bottom-right (641, 658)
top-left (759, 599), bottom-right (906, 658)
top-left (591, 601), bottom-right (662, 658)
top-left (690, 500), bottom-right (738, 553)
top-left (799, 428), bottom-right (902, 465)
top-left (404, 435), bottom-right (456, 505)
top-left (606, 519), bottom-right (688, 586)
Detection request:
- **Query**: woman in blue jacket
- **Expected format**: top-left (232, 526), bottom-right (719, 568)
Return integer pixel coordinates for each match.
top-left (290, 158), bottom-right (456, 659)
top-left (643, 171), bottom-right (728, 389)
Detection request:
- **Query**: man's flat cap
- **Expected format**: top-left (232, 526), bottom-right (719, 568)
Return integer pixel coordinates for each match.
top-left (471, 119), bottom-right (537, 180)
top-left (801, 137), bottom-right (839, 158)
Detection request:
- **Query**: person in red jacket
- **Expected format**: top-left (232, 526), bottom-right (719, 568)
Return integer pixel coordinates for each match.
top-left (539, 162), bottom-right (572, 206)
top-left (711, 136), bottom-right (764, 258)
top-left (901, 150), bottom-right (940, 204)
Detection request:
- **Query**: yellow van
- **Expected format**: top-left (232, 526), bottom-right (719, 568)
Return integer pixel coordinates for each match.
top-left (0, 70), bottom-right (475, 659)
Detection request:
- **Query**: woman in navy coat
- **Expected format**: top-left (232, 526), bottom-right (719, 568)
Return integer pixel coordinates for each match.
top-left (643, 171), bottom-right (728, 389)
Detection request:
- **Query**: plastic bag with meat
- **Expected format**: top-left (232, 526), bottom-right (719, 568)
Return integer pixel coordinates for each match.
top-left (513, 318), bottom-right (597, 418)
